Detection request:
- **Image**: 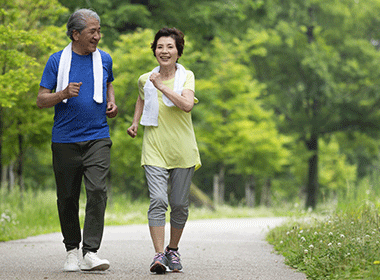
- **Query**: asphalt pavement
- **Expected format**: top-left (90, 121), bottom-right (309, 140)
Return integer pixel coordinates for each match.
top-left (0, 217), bottom-right (307, 279)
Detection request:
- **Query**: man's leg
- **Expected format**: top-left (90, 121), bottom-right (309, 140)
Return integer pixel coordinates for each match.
top-left (81, 138), bottom-right (112, 256)
top-left (52, 142), bottom-right (83, 252)
top-left (79, 138), bottom-right (111, 271)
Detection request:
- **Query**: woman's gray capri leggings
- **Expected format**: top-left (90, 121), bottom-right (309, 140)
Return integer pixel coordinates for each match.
top-left (144, 165), bottom-right (195, 229)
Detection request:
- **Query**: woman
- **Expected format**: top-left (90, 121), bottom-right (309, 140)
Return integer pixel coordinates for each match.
top-left (127, 27), bottom-right (201, 274)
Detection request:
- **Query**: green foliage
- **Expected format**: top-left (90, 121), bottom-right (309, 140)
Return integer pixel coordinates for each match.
top-left (107, 29), bottom-right (157, 196)
top-left (2, 0), bottom-right (380, 208)
top-left (249, 0), bottom-right (380, 207)
top-left (0, 24), bottom-right (38, 108)
top-left (0, 188), bottom-right (60, 241)
top-left (195, 36), bottom-right (289, 179)
top-left (0, 0), bottom-right (68, 168)
top-left (319, 137), bottom-right (357, 193)
top-left (267, 203), bottom-right (380, 279)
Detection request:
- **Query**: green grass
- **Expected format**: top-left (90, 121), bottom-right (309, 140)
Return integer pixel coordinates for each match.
top-left (267, 180), bottom-right (380, 279)
top-left (0, 187), bottom-right (282, 242)
top-left (0, 188), bottom-right (61, 241)
top-left (4, 186), bottom-right (380, 279)
top-left (267, 203), bottom-right (380, 279)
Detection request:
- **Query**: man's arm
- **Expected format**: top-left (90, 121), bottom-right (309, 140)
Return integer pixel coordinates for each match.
top-left (106, 82), bottom-right (118, 118)
top-left (36, 83), bottom-right (82, 108)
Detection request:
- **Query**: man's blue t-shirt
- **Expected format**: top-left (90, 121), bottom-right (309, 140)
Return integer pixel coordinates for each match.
top-left (40, 49), bottom-right (114, 143)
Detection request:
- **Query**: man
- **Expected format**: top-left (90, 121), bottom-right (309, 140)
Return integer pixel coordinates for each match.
top-left (37, 9), bottom-right (117, 272)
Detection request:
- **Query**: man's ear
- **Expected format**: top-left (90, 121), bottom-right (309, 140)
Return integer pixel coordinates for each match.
top-left (72, 30), bottom-right (80, 41)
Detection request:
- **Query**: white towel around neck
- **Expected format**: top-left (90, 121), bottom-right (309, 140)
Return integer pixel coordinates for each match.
top-left (56, 42), bottom-right (103, 103)
top-left (140, 63), bottom-right (187, 127)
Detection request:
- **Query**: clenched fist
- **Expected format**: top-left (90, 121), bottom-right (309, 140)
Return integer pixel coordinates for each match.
top-left (63, 82), bottom-right (82, 99)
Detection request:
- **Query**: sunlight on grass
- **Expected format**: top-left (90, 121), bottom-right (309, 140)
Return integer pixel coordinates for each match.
top-left (3, 186), bottom-right (380, 280)
top-left (0, 188), bottom-right (60, 241)
top-left (267, 203), bottom-right (380, 279)
top-left (1, 188), bottom-right (288, 241)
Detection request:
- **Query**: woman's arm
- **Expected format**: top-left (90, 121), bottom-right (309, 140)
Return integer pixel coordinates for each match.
top-left (149, 73), bottom-right (194, 112)
top-left (127, 95), bottom-right (144, 138)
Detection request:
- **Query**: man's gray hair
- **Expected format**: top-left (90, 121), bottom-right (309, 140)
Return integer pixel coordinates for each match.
top-left (66, 9), bottom-right (100, 41)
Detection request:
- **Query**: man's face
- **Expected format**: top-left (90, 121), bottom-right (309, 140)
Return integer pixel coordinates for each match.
top-left (73, 17), bottom-right (101, 55)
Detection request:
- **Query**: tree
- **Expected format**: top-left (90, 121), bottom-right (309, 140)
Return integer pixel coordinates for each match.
top-left (250, 0), bottom-right (380, 208)
top-left (0, 0), bottom-right (67, 188)
top-left (57, 0), bottom-right (153, 46)
top-left (107, 29), bottom-right (157, 196)
top-left (194, 36), bottom-right (289, 206)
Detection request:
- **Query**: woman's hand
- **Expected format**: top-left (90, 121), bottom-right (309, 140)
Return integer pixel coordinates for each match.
top-left (149, 73), bottom-right (164, 91)
top-left (127, 124), bottom-right (138, 138)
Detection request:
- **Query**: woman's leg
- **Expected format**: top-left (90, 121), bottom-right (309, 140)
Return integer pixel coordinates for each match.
top-left (168, 226), bottom-right (184, 249)
top-left (144, 165), bottom-right (171, 273)
top-left (144, 165), bottom-right (170, 253)
top-left (168, 166), bottom-right (195, 245)
top-left (165, 166), bottom-right (194, 272)
top-left (149, 226), bottom-right (165, 253)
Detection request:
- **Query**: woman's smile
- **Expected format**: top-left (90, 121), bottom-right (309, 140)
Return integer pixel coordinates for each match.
top-left (155, 36), bottom-right (180, 66)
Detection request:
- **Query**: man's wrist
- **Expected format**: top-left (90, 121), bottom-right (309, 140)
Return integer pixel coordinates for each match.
top-left (57, 90), bottom-right (66, 101)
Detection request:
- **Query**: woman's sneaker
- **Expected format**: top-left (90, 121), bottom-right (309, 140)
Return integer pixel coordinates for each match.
top-left (150, 252), bottom-right (168, 274)
top-left (165, 247), bottom-right (182, 272)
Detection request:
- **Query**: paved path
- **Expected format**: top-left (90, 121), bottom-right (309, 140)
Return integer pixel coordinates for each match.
top-left (0, 217), bottom-right (307, 280)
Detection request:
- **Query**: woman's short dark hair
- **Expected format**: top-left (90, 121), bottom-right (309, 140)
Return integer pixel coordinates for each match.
top-left (151, 27), bottom-right (185, 58)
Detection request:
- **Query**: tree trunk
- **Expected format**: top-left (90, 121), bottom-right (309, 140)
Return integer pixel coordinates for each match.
top-left (213, 174), bottom-right (219, 205)
top-left (244, 175), bottom-right (255, 207)
top-left (305, 134), bottom-right (318, 209)
top-left (260, 178), bottom-right (272, 207)
top-left (1, 165), bottom-right (6, 188)
top-left (9, 162), bottom-right (15, 191)
top-left (218, 165), bottom-right (225, 204)
top-left (0, 106), bottom-right (2, 188)
top-left (17, 130), bottom-right (24, 192)
top-left (190, 183), bottom-right (215, 210)
top-left (304, 5), bottom-right (319, 210)
top-left (213, 165), bottom-right (226, 205)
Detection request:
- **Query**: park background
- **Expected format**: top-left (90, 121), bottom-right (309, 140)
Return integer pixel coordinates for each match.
top-left (1, 1), bottom-right (380, 278)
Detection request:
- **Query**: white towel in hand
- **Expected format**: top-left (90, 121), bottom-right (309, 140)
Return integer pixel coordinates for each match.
top-left (140, 63), bottom-right (187, 126)
top-left (56, 42), bottom-right (103, 103)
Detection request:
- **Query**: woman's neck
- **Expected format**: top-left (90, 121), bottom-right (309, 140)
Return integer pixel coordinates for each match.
top-left (159, 65), bottom-right (177, 80)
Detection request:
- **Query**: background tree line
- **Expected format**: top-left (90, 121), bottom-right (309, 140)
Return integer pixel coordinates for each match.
top-left (2, 0), bottom-right (380, 209)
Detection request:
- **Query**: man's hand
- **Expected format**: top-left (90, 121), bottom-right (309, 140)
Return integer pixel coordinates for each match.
top-left (106, 101), bottom-right (118, 118)
top-left (62, 82), bottom-right (82, 100)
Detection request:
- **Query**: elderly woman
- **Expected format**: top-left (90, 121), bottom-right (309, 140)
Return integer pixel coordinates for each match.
top-left (127, 27), bottom-right (201, 274)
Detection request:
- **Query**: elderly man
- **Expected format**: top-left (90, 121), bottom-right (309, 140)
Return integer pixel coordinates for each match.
top-left (37, 9), bottom-right (117, 272)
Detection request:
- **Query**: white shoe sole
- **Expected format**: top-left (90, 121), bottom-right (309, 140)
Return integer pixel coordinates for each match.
top-left (80, 263), bottom-right (110, 271)
top-left (63, 265), bottom-right (81, 272)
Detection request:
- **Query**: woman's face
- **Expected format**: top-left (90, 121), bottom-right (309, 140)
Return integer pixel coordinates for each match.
top-left (155, 36), bottom-right (180, 67)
